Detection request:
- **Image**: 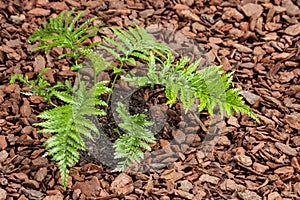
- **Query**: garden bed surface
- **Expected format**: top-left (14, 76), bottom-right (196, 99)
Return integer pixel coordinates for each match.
top-left (0, 0), bottom-right (300, 199)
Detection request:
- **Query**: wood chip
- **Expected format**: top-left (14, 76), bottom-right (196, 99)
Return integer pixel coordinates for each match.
top-left (241, 91), bottom-right (261, 106)
top-left (275, 142), bottom-right (298, 156)
top-left (233, 44), bottom-right (252, 53)
top-left (73, 176), bottom-right (100, 197)
top-left (178, 10), bottom-right (201, 22)
top-left (28, 8), bottom-right (50, 16)
top-left (282, 0), bottom-right (300, 16)
top-left (241, 3), bottom-right (263, 17)
top-left (284, 113), bottom-right (300, 130)
top-left (274, 166), bottom-right (294, 174)
top-left (199, 174), bottom-right (220, 184)
top-left (33, 55), bottom-right (46, 73)
top-left (284, 24), bottom-right (300, 36)
top-left (267, 192), bottom-right (282, 200)
top-left (253, 162), bottom-right (269, 173)
top-left (238, 190), bottom-right (262, 200)
top-left (20, 98), bottom-right (31, 117)
top-left (161, 169), bottom-right (184, 182)
top-left (234, 155), bottom-right (253, 166)
top-left (0, 136), bottom-right (7, 150)
top-left (0, 189), bottom-right (7, 200)
top-left (222, 8), bottom-right (244, 21)
top-left (139, 9), bottom-right (155, 18)
top-left (174, 189), bottom-right (194, 199)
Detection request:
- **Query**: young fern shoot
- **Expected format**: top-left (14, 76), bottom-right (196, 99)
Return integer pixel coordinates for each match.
top-left (113, 102), bottom-right (155, 172)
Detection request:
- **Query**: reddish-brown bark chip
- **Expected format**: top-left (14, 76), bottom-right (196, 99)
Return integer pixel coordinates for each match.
top-left (284, 113), bottom-right (300, 130)
top-left (199, 174), bottom-right (220, 185)
top-left (20, 98), bottom-right (31, 117)
top-left (241, 3), bottom-right (263, 17)
top-left (28, 8), bottom-right (51, 16)
top-left (274, 166), bottom-right (294, 174)
top-left (72, 176), bottom-right (100, 197)
top-left (234, 155), bottom-right (253, 166)
top-left (33, 55), bottom-right (46, 73)
top-left (253, 162), bottom-right (269, 173)
top-left (268, 191), bottom-right (282, 200)
top-left (0, 135), bottom-right (7, 150)
top-left (0, 188), bottom-right (7, 200)
top-left (161, 169), bottom-right (184, 182)
top-left (111, 173), bottom-right (134, 196)
top-left (285, 24), bottom-right (300, 36)
top-left (275, 142), bottom-right (298, 156)
top-left (238, 190), bottom-right (262, 200)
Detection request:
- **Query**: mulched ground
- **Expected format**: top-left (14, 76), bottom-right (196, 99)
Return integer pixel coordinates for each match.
top-left (0, 0), bottom-right (300, 199)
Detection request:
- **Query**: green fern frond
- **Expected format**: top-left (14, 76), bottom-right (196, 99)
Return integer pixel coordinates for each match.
top-left (113, 102), bottom-right (155, 172)
top-left (35, 81), bottom-right (110, 189)
top-left (122, 51), bottom-right (259, 122)
top-left (52, 91), bottom-right (74, 104)
top-left (223, 88), bottom-right (260, 122)
top-left (28, 8), bottom-right (103, 61)
top-left (10, 68), bottom-right (72, 106)
top-left (100, 25), bottom-right (171, 65)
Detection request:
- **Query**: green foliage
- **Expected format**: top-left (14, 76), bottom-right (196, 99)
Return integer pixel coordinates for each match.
top-left (192, 65), bottom-right (258, 121)
top-left (98, 25), bottom-right (172, 103)
top-left (79, 48), bottom-right (110, 83)
top-left (10, 68), bottom-right (72, 106)
top-left (34, 81), bottom-right (110, 189)
top-left (28, 8), bottom-right (103, 70)
top-left (21, 12), bottom-right (260, 190)
top-left (123, 52), bottom-right (260, 122)
top-left (100, 25), bottom-right (171, 66)
top-left (122, 53), bottom-right (194, 112)
top-left (113, 102), bottom-right (155, 172)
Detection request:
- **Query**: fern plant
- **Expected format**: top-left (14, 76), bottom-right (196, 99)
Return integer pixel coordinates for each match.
top-left (113, 102), bottom-right (155, 172)
top-left (20, 9), bottom-right (261, 189)
top-left (34, 81), bottom-right (110, 189)
top-left (9, 68), bottom-right (72, 106)
top-left (28, 8), bottom-right (103, 70)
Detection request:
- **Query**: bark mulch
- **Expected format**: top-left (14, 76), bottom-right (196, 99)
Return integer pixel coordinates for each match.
top-left (0, 0), bottom-right (300, 199)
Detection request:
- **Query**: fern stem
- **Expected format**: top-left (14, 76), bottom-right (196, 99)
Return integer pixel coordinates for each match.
top-left (106, 73), bottom-right (120, 106)
top-left (94, 70), bottom-right (97, 86)
top-left (106, 61), bottom-right (125, 106)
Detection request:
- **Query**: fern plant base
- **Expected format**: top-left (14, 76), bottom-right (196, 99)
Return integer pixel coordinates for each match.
top-left (80, 81), bottom-right (208, 171)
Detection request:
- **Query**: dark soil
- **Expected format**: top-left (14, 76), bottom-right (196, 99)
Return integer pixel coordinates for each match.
top-left (0, 0), bottom-right (300, 199)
